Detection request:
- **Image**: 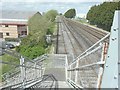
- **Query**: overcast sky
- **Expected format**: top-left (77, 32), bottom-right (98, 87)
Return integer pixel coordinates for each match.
top-left (1, 0), bottom-right (113, 18)
top-left (1, 0), bottom-right (112, 2)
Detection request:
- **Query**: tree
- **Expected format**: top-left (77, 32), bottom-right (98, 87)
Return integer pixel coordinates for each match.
top-left (44, 10), bottom-right (58, 22)
top-left (86, 2), bottom-right (120, 31)
top-left (17, 10), bottom-right (57, 59)
top-left (64, 8), bottom-right (76, 18)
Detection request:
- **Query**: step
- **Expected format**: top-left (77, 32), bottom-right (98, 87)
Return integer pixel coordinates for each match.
top-left (44, 68), bottom-right (65, 81)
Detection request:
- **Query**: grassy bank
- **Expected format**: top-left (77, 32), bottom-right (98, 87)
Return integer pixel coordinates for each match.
top-left (0, 54), bottom-right (19, 82)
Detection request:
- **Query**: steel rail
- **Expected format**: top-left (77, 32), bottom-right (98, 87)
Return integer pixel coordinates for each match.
top-left (59, 21), bottom-right (67, 54)
top-left (61, 17), bottom-right (78, 56)
top-left (66, 20), bottom-right (98, 45)
top-left (68, 22), bottom-right (99, 45)
top-left (67, 19), bottom-right (108, 37)
top-left (56, 21), bottom-right (59, 54)
top-left (57, 20), bottom-right (67, 54)
top-left (63, 18), bottom-right (85, 52)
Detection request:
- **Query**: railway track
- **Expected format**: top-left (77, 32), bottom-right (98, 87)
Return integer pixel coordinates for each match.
top-left (56, 16), bottom-right (108, 63)
top-left (57, 17), bottom-right (82, 60)
top-left (62, 18), bottom-right (78, 57)
top-left (62, 18), bottom-right (84, 57)
top-left (66, 19), bottom-right (107, 40)
top-left (57, 19), bottom-right (67, 54)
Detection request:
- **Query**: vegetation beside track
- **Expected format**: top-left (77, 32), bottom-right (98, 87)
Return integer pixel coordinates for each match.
top-left (87, 2), bottom-right (120, 31)
top-left (16, 10), bottom-right (58, 59)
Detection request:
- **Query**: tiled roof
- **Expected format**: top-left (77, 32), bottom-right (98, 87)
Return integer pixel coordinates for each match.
top-left (1, 10), bottom-right (36, 19)
top-left (0, 10), bottom-right (37, 25)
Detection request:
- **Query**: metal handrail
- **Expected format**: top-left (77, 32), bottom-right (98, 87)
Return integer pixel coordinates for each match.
top-left (68, 61), bottom-right (105, 71)
top-left (68, 33), bottom-right (110, 67)
top-left (0, 61), bottom-right (42, 70)
top-left (0, 48), bottom-right (48, 88)
top-left (3, 48), bottom-right (47, 65)
top-left (67, 79), bottom-right (83, 88)
top-left (66, 33), bottom-right (110, 88)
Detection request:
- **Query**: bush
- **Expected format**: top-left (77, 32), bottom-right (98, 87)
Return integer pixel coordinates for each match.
top-left (17, 10), bottom-right (57, 59)
top-left (18, 45), bottom-right (45, 59)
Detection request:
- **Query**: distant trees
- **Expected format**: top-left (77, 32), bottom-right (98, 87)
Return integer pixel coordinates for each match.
top-left (45, 10), bottom-right (58, 22)
top-left (86, 2), bottom-right (120, 31)
top-left (64, 8), bottom-right (76, 18)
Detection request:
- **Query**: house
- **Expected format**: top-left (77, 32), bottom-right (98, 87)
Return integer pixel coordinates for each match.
top-left (0, 10), bottom-right (36, 38)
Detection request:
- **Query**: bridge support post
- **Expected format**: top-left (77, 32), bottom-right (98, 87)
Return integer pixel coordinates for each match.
top-left (101, 10), bottom-right (120, 89)
top-left (69, 65), bottom-right (72, 80)
top-left (20, 56), bottom-right (26, 88)
top-left (65, 55), bottom-right (68, 81)
top-left (75, 59), bottom-right (79, 84)
top-left (34, 62), bottom-right (37, 79)
top-left (97, 42), bottom-right (108, 88)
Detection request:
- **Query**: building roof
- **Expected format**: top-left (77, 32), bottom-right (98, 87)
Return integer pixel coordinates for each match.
top-left (1, 10), bottom-right (36, 19)
top-left (0, 10), bottom-right (37, 25)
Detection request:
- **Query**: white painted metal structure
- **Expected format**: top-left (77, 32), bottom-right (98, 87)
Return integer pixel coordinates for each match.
top-left (101, 10), bottom-right (120, 89)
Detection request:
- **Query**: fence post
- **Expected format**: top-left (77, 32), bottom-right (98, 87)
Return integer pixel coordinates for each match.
top-left (97, 42), bottom-right (108, 88)
top-left (69, 66), bottom-right (72, 80)
top-left (34, 62), bottom-right (38, 80)
top-left (75, 58), bottom-right (79, 84)
top-left (65, 55), bottom-right (68, 81)
top-left (20, 56), bottom-right (26, 88)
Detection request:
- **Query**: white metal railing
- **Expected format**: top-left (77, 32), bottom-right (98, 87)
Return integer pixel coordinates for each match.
top-left (0, 50), bottom-right (48, 89)
top-left (66, 33), bottom-right (110, 88)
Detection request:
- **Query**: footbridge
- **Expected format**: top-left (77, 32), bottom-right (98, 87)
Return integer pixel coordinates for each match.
top-left (0, 11), bottom-right (119, 89)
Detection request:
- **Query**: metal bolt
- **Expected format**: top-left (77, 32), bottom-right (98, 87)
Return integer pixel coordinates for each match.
top-left (106, 65), bottom-right (108, 67)
top-left (112, 38), bottom-right (117, 41)
top-left (118, 61), bottom-right (120, 64)
top-left (114, 29), bottom-right (116, 31)
top-left (112, 38), bottom-right (115, 41)
top-left (114, 75), bottom-right (117, 79)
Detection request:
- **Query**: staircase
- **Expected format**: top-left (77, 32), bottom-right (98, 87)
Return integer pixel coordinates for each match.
top-left (43, 54), bottom-right (70, 88)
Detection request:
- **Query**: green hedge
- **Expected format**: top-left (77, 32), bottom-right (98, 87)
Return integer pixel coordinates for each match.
top-left (86, 2), bottom-right (120, 31)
